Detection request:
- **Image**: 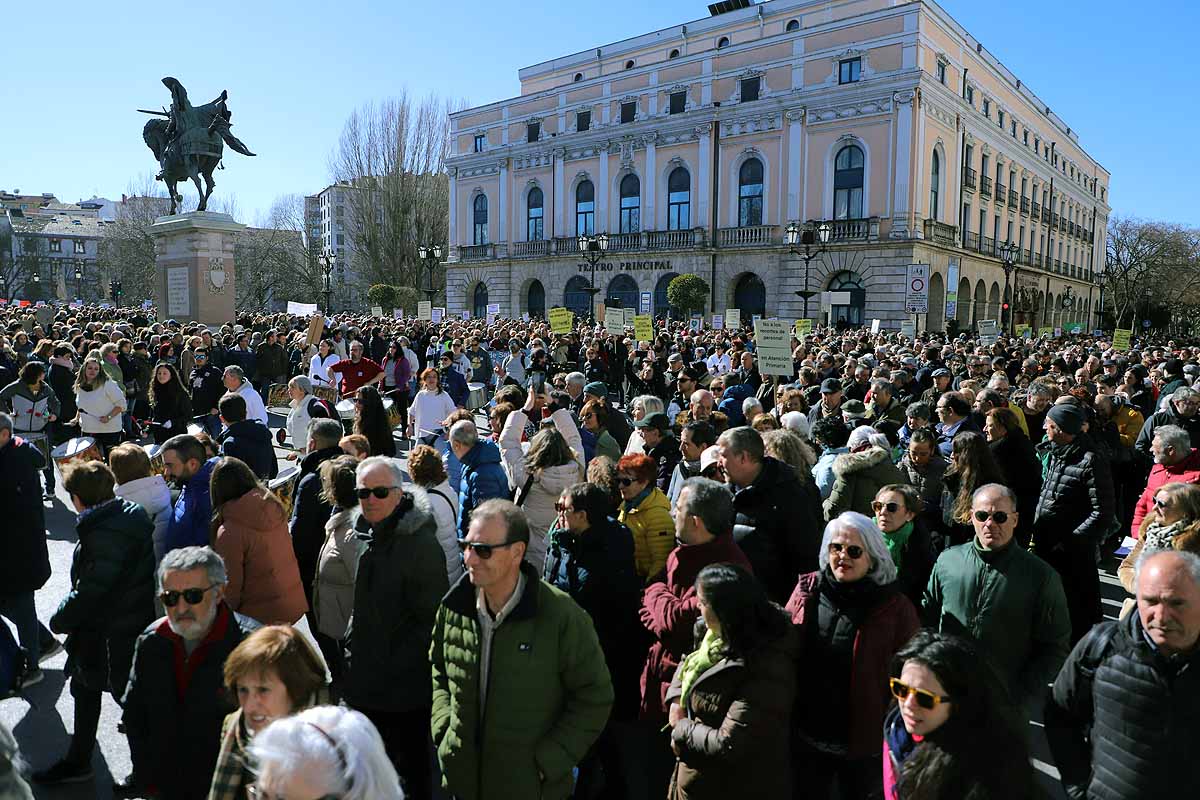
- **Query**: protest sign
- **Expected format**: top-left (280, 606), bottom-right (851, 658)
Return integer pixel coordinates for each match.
top-left (753, 319), bottom-right (794, 376)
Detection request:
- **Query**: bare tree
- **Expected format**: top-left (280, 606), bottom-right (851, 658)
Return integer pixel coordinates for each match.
top-left (233, 193), bottom-right (320, 311)
top-left (1105, 215), bottom-right (1200, 327)
top-left (97, 175), bottom-right (182, 301)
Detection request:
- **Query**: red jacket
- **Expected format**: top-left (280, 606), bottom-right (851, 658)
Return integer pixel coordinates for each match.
top-left (1131, 449), bottom-right (1200, 538)
top-left (785, 571), bottom-right (919, 759)
top-left (638, 533), bottom-right (751, 723)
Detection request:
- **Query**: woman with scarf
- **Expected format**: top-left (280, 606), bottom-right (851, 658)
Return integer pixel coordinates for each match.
top-left (1117, 480), bottom-right (1200, 617)
top-left (615, 453), bottom-right (674, 581)
top-left (665, 562), bottom-right (798, 800)
top-left (785, 512), bottom-right (919, 800)
top-left (883, 630), bottom-right (1032, 800)
top-left (871, 485), bottom-right (936, 606)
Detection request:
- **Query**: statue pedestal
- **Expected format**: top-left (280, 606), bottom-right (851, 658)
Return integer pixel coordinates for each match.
top-left (151, 211), bottom-right (244, 325)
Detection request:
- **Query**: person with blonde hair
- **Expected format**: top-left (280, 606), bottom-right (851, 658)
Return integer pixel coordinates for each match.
top-left (73, 355), bottom-right (126, 456)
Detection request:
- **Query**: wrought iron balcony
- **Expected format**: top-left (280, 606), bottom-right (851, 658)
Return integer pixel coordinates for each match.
top-left (1020, 197), bottom-right (1030, 214)
top-left (980, 176), bottom-right (993, 197)
top-left (1009, 190), bottom-right (1019, 207)
top-left (1032, 201), bottom-right (1041, 217)
top-left (996, 183), bottom-right (1007, 203)
top-left (963, 167), bottom-right (977, 189)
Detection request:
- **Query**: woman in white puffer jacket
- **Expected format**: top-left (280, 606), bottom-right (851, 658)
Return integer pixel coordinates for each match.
top-left (74, 355), bottom-right (127, 456)
top-left (109, 442), bottom-right (173, 563)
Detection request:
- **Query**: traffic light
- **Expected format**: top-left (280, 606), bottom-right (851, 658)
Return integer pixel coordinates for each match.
top-left (109, 279), bottom-right (117, 300)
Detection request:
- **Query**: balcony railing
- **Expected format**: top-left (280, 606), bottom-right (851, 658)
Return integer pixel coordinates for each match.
top-left (963, 167), bottom-right (977, 189)
top-left (719, 225), bottom-right (777, 247)
top-left (826, 217), bottom-right (880, 242)
top-left (1009, 189), bottom-right (1019, 208)
top-left (607, 232), bottom-right (643, 252)
top-left (554, 236), bottom-right (580, 255)
top-left (647, 228), bottom-right (701, 249)
top-left (1020, 197), bottom-right (1030, 215)
top-left (1052, 212), bottom-right (1061, 228)
top-left (510, 240), bottom-right (549, 258)
top-left (1032, 201), bottom-right (1041, 217)
top-left (981, 235), bottom-right (996, 256)
top-left (964, 231), bottom-right (980, 250)
top-left (923, 219), bottom-right (958, 245)
top-left (980, 176), bottom-right (993, 196)
top-left (460, 244), bottom-right (495, 261)
top-left (996, 183), bottom-right (1007, 204)
top-left (1042, 209), bottom-right (1051, 224)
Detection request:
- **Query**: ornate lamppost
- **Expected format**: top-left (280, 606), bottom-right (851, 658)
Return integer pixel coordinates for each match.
top-left (418, 245), bottom-right (442, 304)
top-left (784, 221), bottom-right (832, 320)
top-left (999, 241), bottom-right (1019, 335)
top-left (319, 251), bottom-right (336, 313)
top-left (577, 233), bottom-right (610, 313)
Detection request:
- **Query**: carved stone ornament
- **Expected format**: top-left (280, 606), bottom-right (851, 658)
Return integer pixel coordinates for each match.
top-left (447, 167), bottom-right (458, 178)
top-left (207, 257), bottom-right (227, 294)
top-left (785, 107), bottom-right (805, 122)
top-left (694, 123), bottom-right (713, 136)
top-left (894, 90), bottom-right (916, 106)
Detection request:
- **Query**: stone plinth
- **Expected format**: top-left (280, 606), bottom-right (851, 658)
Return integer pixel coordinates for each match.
top-left (150, 211), bottom-right (245, 325)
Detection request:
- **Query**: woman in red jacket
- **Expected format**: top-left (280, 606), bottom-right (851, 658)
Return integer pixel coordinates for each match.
top-left (786, 511), bottom-right (919, 800)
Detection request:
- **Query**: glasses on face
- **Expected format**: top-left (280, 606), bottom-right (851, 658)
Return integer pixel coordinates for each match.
top-left (356, 486), bottom-right (401, 500)
top-left (160, 585), bottom-right (217, 608)
top-left (889, 678), bottom-right (951, 710)
top-left (618, 477), bottom-right (636, 487)
top-left (457, 540), bottom-right (518, 559)
top-left (828, 542), bottom-right (864, 559)
top-left (973, 510), bottom-right (1010, 525)
top-left (872, 501), bottom-right (902, 514)
top-left (581, 413), bottom-right (595, 421)
top-left (1154, 498), bottom-right (1170, 509)
top-left (555, 502), bottom-right (576, 513)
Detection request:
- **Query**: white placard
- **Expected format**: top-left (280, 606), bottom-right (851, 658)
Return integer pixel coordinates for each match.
top-left (905, 263), bottom-right (929, 314)
top-left (461, 310), bottom-right (471, 320)
top-left (431, 307), bottom-right (445, 323)
top-left (605, 313), bottom-right (625, 336)
top-left (712, 314), bottom-right (724, 330)
top-left (725, 308), bottom-right (740, 329)
top-left (753, 319), bottom-right (794, 376)
top-left (978, 319), bottom-right (999, 346)
top-left (623, 308), bottom-right (636, 327)
top-left (370, 305), bottom-right (383, 318)
top-left (286, 300), bottom-right (317, 316)
top-left (486, 303), bottom-right (500, 316)
top-left (870, 319), bottom-right (881, 334)
top-left (899, 320), bottom-right (916, 338)
top-left (393, 308), bottom-right (404, 319)
top-left (417, 301), bottom-right (432, 321)
top-left (167, 267), bottom-right (191, 317)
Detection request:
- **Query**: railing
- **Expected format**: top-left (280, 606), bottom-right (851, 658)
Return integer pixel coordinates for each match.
top-left (1032, 201), bottom-right (1041, 217)
top-left (719, 225), bottom-right (777, 247)
top-left (826, 217), bottom-right (879, 242)
top-left (980, 176), bottom-right (993, 196)
top-left (460, 244), bottom-right (494, 261)
top-left (981, 235), bottom-right (996, 256)
top-left (647, 228), bottom-right (700, 249)
top-left (1009, 190), bottom-right (1019, 208)
top-left (964, 231), bottom-right (980, 250)
top-left (553, 236), bottom-right (580, 255)
top-left (996, 183), bottom-right (1007, 204)
top-left (1052, 212), bottom-right (1061, 228)
top-left (923, 219), bottom-right (958, 245)
top-left (1020, 197), bottom-right (1030, 215)
top-left (963, 167), bottom-right (977, 189)
top-left (1054, 258), bottom-right (1062, 271)
top-left (510, 240), bottom-right (549, 258)
top-left (607, 232), bottom-right (643, 252)
top-left (1068, 221), bottom-right (1075, 237)
top-left (1042, 209), bottom-right (1051, 224)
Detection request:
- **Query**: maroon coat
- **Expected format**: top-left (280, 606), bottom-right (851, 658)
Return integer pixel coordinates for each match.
top-left (638, 533), bottom-right (752, 722)
top-left (785, 571), bottom-right (919, 758)
top-left (1131, 448), bottom-right (1200, 537)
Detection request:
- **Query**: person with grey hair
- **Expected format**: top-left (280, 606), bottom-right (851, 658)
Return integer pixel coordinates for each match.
top-left (1045, 549), bottom-right (1200, 800)
top-left (784, 511), bottom-right (918, 797)
top-left (626, 394), bottom-right (665, 456)
top-left (742, 395), bottom-right (764, 425)
top-left (1130, 423), bottom-right (1200, 537)
top-left (119, 546), bottom-right (258, 798)
top-left (284, 374), bottom-right (332, 458)
top-left (925, 483), bottom-right (1071, 714)
top-left (448, 419), bottom-right (509, 539)
top-left (823, 425), bottom-right (908, 522)
top-left (1135, 383), bottom-right (1200, 465)
top-left (221, 363), bottom-right (268, 426)
top-left (564, 371), bottom-right (587, 414)
top-left (866, 378), bottom-right (905, 427)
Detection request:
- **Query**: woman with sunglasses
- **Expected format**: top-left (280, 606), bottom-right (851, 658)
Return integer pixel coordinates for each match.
top-left (665, 562), bottom-right (798, 800)
top-left (353, 385), bottom-right (396, 458)
top-left (209, 456), bottom-right (308, 626)
top-left (785, 511), bottom-right (919, 800)
top-left (883, 630), bottom-right (1032, 800)
top-left (872, 485), bottom-right (936, 606)
top-left (1118, 481), bottom-right (1200, 617)
top-left (616, 453), bottom-right (675, 581)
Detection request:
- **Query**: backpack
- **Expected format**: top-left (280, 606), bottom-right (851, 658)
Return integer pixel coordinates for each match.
top-left (0, 622), bottom-right (30, 700)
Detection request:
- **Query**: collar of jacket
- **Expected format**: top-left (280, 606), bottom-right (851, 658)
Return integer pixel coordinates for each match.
top-left (443, 559), bottom-right (542, 620)
top-left (971, 536), bottom-right (1018, 566)
top-left (76, 497), bottom-right (126, 532)
top-left (352, 488), bottom-right (433, 544)
top-left (301, 446), bottom-right (342, 476)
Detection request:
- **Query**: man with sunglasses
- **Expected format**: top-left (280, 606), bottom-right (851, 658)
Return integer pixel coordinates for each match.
top-left (924, 483), bottom-right (1070, 714)
top-left (431, 499), bottom-right (613, 800)
top-left (120, 546), bottom-right (257, 799)
top-left (342, 456), bottom-right (447, 798)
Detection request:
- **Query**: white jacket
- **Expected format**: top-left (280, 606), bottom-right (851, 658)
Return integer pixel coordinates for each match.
top-left (76, 379), bottom-right (127, 435)
top-left (286, 394), bottom-right (318, 453)
top-left (116, 475), bottom-right (173, 562)
top-left (421, 479), bottom-right (463, 585)
top-left (236, 380), bottom-right (269, 426)
top-left (309, 353), bottom-right (340, 389)
top-left (411, 389), bottom-right (457, 439)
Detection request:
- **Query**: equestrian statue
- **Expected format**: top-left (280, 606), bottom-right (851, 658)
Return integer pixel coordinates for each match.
top-left (140, 77), bottom-right (256, 215)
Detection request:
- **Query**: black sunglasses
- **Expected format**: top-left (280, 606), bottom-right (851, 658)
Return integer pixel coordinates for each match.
top-left (457, 540), bottom-right (518, 559)
top-left (872, 501), bottom-right (901, 514)
top-left (160, 585), bottom-right (217, 608)
top-left (973, 510), bottom-right (1010, 525)
top-left (356, 486), bottom-right (401, 500)
top-left (828, 542), bottom-right (864, 559)
top-left (618, 477), bottom-right (636, 487)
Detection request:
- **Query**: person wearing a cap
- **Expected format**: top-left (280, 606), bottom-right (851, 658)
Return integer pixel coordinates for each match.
top-left (807, 378), bottom-right (844, 427)
top-left (840, 399), bottom-right (870, 430)
top-left (667, 368), bottom-right (699, 420)
top-left (1033, 401), bottom-right (1117, 645)
top-left (920, 369), bottom-right (953, 407)
top-left (635, 412), bottom-right (680, 493)
top-left (585, 382), bottom-right (632, 451)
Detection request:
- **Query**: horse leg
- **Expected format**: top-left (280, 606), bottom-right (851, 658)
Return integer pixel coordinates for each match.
top-left (192, 172), bottom-right (206, 211)
top-left (202, 162), bottom-right (216, 209)
top-left (166, 178), bottom-right (178, 215)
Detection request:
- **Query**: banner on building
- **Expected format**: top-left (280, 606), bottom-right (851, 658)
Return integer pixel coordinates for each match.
top-left (633, 315), bottom-right (654, 342)
top-left (753, 319), bottom-right (794, 377)
top-left (905, 264), bottom-right (929, 314)
top-left (725, 308), bottom-right (741, 329)
top-left (287, 301), bottom-right (317, 316)
top-left (548, 307), bottom-right (574, 334)
top-left (417, 301), bottom-right (432, 321)
top-left (945, 259), bottom-right (960, 321)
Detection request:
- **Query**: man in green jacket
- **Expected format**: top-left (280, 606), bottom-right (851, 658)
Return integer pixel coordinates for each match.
top-left (430, 499), bottom-right (613, 800)
top-left (923, 482), bottom-right (1071, 713)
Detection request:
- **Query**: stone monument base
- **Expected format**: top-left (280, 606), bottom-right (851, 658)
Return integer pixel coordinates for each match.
top-left (151, 211), bottom-right (244, 325)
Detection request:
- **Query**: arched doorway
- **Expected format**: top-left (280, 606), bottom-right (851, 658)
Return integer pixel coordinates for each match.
top-left (956, 278), bottom-right (970, 324)
top-left (564, 275), bottom-right (592, 316)
top-left (973, 280), bottom-right (987, 328)
top-left (472, 282), bottom-right (488, 320)
top-left (927, 271), bottom-right (945, 332)
top-left (654, 272), bottom-right (680, 319)
top-left (734, 273), bottom-right (766, 318)
top-left (828, 271), bottom-right (865, 327)
top-left (527, 280), bottom-right (545, 318)
top-left (606, 274), bottom-right (639, 311)
top-left (988, 282), bottom-right (1001, 322)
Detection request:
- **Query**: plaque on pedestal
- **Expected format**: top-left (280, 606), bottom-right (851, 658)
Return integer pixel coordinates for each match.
top-left (150, 211), bottom-right (244, 324)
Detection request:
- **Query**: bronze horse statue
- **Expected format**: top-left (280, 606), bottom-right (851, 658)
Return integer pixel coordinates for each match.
top-left (141, 77), bottom-right (255, 214)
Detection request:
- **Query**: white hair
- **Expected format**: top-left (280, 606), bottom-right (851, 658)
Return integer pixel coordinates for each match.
top-left (357, 455), bottom-right (406, 488)
top-left (249, 706), bottom-right (403, 800)
top-left (780, 410), bottom-right (810, 438)
top-left (742, 397), bottom-right (763, 416)
top-left (846, 425), bottom-right (888, 451)
top-left (634, 395), bottom-right (664, 416)
top-left (1134, 548), bottom-right (1200, 590)
top-left (565, 372), bottom-right (586, 387)
top-left (819, 511), bottom-right (899, 585)
top-left (448, 419), bottom-right (479, 447)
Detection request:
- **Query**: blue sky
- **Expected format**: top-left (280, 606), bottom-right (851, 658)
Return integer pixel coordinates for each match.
top-left (1, 0), bottom-right (1193, 226)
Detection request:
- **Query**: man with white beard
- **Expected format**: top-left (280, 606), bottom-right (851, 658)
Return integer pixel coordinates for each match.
top-left (118, 547), bottom-right (259, 799)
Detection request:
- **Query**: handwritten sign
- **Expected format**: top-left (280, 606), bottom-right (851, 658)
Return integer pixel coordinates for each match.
top-left (633, 315), bottom-right (654, 342)
top-left (431, 307), bottom-right (445, 323)
top-left (417, 301), bottom-right (432, 321)
top-left (754, 319), bottom-right (794, 377)
top-left (548, 307), bottom-right (574, 334)
top-left (370, 306), bottom-right (383, 318)
top-left (1112, 329), bottom-right (1133, 351)
top-left (605, 312), bottom-right (625, 336)
top-left (725, 308), bottom-right (740, 330)
top-left (794, 319), bottom-right (813, 337)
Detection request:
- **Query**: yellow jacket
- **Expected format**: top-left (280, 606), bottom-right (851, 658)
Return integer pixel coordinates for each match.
top-left (1112, 404), bottom-right (1145, 449)
top-left (619, 487), bottom-right (675, 579)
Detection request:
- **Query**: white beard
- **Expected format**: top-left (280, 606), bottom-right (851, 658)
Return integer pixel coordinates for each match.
top-left (167, 600), bottom-right (219, 641)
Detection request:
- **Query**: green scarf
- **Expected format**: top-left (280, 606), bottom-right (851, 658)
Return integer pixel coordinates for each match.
top-left (678, 627), bottom-right (725, 708)
top-left (876, 518), bottom-right (914, 570)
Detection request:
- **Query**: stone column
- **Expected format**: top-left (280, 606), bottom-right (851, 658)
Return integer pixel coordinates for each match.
top-left (644, 134), bottom-right (657, 228)
top-left (598, 143), bottom-right (610, 231)
top-left (890, 90), bottom-right (915, 239)
top-left (696, 123), bottom-right (712, 231)
top-left (497, 158), bottom-right (509, 247)
top-left (785, 108), bottom-right (804, 221)
top-left (151, 211), bottom-right (244, 325)
top-left (447, 167), bottom-right (458, 260)
top-left (553, 148), bottom-right (567, 238)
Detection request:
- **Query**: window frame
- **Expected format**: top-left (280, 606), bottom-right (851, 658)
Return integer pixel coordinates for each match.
top-left (669, 91), bottom-right (686, 115)
top-left (739, 76), bottom-right (761, 103)
top-left (526, 121), bottom-right (540, 143)
top-left (576, 110), bottom-right (590, 132)
top-left (737, 158), bottom-right (764, 228)
top-left (526, 187), bottom-right (544, 241)
top-left (838, 58), bottom-right (861, 84)
top-left (472, 194), bottom-right (489, 246)
top-left (575, 180), bottom-right (595, 237)
top-left (620, 101), bottom-right (636, 124)
top-left (619, 174), bottom-right (641, 234)
top-left (833, 145), bottom-right (865, 220)
top-left (936, 61), bottom-right (946, 84)
top-left (667, 167), bottom-right (691, 231)
top-left (473, 133), bottom-right (485, 153)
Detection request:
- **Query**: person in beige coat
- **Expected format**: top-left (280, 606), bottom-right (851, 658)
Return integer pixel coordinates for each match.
top-left (312, 455), bottom-right (364, 685)
top-left (824, 426), bottom-right (909, 521)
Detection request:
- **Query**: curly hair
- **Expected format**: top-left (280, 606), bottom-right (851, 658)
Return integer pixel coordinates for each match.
top-left (407, 444), bottom-right (448, 487)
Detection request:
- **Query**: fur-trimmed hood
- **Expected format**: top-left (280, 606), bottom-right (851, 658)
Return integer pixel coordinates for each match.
top-left (832, 445), bottom-right (892, 477)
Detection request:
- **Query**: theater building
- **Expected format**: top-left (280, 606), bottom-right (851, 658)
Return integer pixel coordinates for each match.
top-left (444, 0), bottom-right (1110, 332)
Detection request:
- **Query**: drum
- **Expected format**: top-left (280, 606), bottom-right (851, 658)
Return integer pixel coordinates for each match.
top-left (22, 431), bottom-right (51, 466)
top-left (51, 436), bottom-right (102, 475)
top-left (335, 399), bottom-right (356, 421)
top-left (313, 385), bottom-right (338, 405)
top-left (268, 466), bottom-right (301, 518)
top-left (266, 383), bottom-right (291, 408)
top-left (384, 397), bottom-right (402, 429)
top-left (143, 443), bottom-right (166, 476)
top-left (467, 382), bottom-right (487, 410)
top-left (187, 421), bottom-right (204, 437)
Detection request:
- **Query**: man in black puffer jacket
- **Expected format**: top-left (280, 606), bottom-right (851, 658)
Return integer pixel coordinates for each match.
top-left (1033, 403), bottom-right (1116, 644)
top-left (717, 426), bottom-right (823, 603)
top-left (1044, 550), bottom-right (1200, 800)
top-left (215, 392), bottom-right (278, 480)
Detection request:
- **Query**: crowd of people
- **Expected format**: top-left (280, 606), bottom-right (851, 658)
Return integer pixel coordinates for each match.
top-left (1, 300), bottom-right (1199, 800)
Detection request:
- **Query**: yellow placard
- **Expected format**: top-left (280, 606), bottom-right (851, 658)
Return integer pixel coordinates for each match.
top-left (795, 319), bottom-right (813, 337)
top-left (633, 315), bottom-right (654, 342)
top-left (1112, 329), bottom-right (1132, 351)
top-left (1015, 324), bottom-right (1032, 338)
top-left (1039, 326), bottom-right (1055, 339)
top-left (548, 307), bottom-right (574, 334)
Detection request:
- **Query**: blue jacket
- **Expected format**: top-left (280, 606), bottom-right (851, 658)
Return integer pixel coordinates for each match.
top-left (718, 383), bottom-right (755, 427)
top-left (164, 457), bottom-right (217, 553)
top-left (813, 446), bottom-right (848, 499)
top-left (456, 438), bottom-right (510, 538)
top-left (437, 439), bottom-right (465, 495)
top-left (441, 366), bottom-right (469, 408)
top-left (217, 419), bottom-right (279, 480)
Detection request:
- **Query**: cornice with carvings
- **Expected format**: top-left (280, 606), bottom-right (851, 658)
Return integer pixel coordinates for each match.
top-left (808, 95), bottom-right (893, 123)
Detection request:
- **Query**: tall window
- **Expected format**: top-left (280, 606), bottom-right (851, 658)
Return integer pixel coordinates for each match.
top-left (526, 187), bottom-right (544, 241)
top-left (473, 134), bottom-right (485, 153)
top-left (839, 58), bottom-right (861, 84)
top-left (965, 84), bottom-right (974, 105)
top-left (834, 145), bottom-right (864, 220)
top-left (472, 194), bottom-right (488, 245)
top-left (738, 158), bottom-right (764, 227)
top-left (667, 167), bottom-right (691, 231)
top-left (620, 101), bottom-right (636, 124)
top-left (472, 283), bottom-right (489, 320)
top-left (619, 174), bottom-right (641, 234)
top-left (936, 61), bottom-right (946, 84)
top-left (526, 121), bottom-right (540, 143)
top-left (929, 150), bottom-right (940, 219)
top-left (982, 98), bottom-right (990, 118)
top-left (575, 180), bottom-right (595, 236)
top-left (740, 76), bottom-right (760, 102)
top-left (669, 91), bottom-right (686, 115)
top-left (576, 110), bottom-right (590, 132)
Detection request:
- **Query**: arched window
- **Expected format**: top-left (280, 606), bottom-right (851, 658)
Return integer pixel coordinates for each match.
top-left (785, 19), bottom-right (800, 32)
top-left (828, 271), bottom-right (866, 326)
top-left (527, 280), bottom-right (545, 318)
top-left (834, 145), bottom-right (864, 220)
top-left (619, 174), bottom-right (641, 234)
top-left (564, 275), bottom-right (592, 316)
top-left (575, 180), bottom-right (595, 237)
top-left (655, 272), bottom-right (680, 319)
top-left (472, 194), bottom-right (488, 245)
top-left (574, 72), bottom-right (583, 82)
top-left (472, 282), bottom-right (489, 320)
top-left (738, 158), bottom-right (764, 227)
top-left (734, 273), bottom-right (766, 318)
top-left (669, 48), bottom-right (680, 59)
top-left (717, 36), bottom-right (730, 49)
top-left (607, 274), bottom-right (639, 311)
top-left (526, 186), bottom-right (544, 241)
top-left (929, 150), bottom-right (941, 220)
top-left (667, 168), bottom-right (691, 231)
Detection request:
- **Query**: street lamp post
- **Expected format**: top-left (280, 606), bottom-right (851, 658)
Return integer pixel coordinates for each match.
top-left (577, 233), bottom-right (610, 315)
top-left (784, 221), bottom-right (831, 320)
top-left (418, 245), bottom-right (442, 303)
top-left (318, 251), bottom-right (336, 314)
top-left (1097, 254), bottom-right (1111, 333)
top-left (998, 241), bottom-right (1019, 335)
